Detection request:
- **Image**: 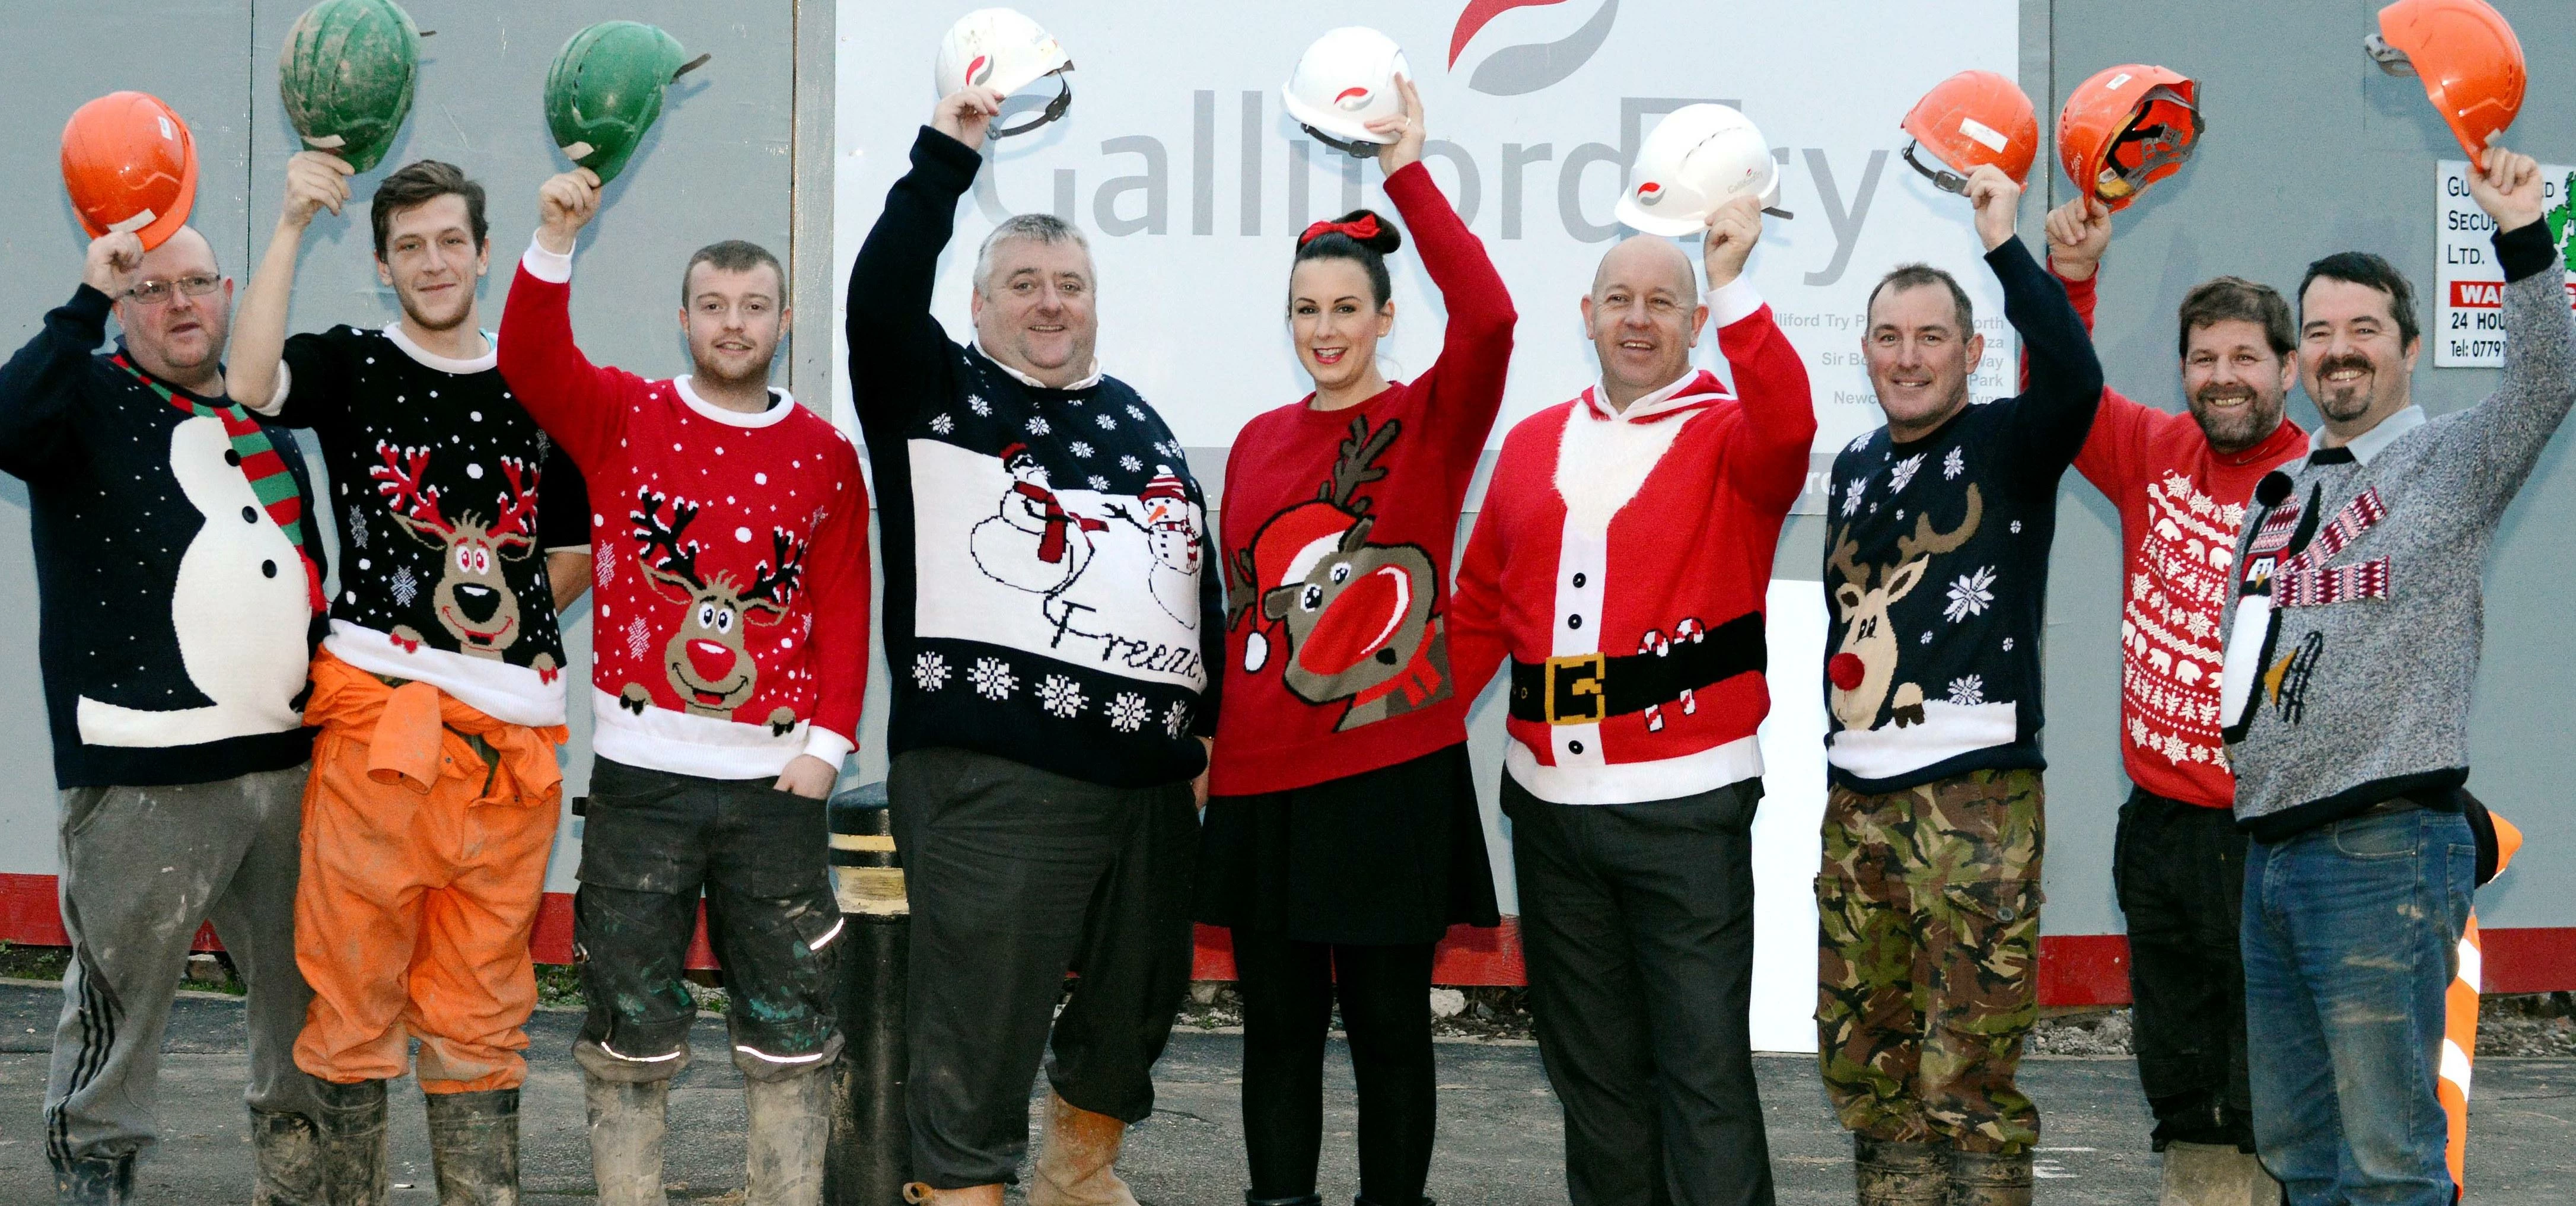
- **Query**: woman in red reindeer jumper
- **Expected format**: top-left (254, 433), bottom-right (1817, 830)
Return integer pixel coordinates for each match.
top-left (1195, 76), bottom-right (1512, 1206)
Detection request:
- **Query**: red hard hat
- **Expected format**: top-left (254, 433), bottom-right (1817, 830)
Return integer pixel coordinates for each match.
top-left (2057, 65), bottom-right (2204, 213)
top-left (2367, 0), bottom-right (2524, 170)
top-left (61, 91), bottom-right (200, 251)
top-left (1900, 70), bottom-right (2040, 194)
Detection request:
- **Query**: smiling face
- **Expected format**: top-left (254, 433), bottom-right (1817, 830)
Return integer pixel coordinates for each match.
top-left (2297, 276), bottom-right (2418, 436)
top-left (113, 227), bottom-right (230, 389)
top-left (1289, 257), bottom-right (1393, 394)
top-left (2180, 317), bottom-right (2294, 454)
top-left (972, 236), bottom-right (1098, 383)
top-left (1864, 282), bottom-right (1983, 440)
top-left (374, 194), bottom-right (488, 333)
top-left (680, 262), bottom-right (788, 390)
top-left (1581, 236), bottom-right (1706, 403)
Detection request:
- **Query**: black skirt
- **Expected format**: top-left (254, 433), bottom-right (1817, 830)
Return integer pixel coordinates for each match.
top-left (1193, 742), bottom-right (1502, 946)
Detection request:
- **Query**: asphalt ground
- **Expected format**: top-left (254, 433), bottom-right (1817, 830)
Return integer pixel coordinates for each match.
top-left (0, 984), bottom-right (2568, 1204)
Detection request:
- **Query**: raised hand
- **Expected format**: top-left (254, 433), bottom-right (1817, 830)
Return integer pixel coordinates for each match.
top-left (536, 168), bottom-right (603, 254)
top-left (1701, 195), bottom-right (1765, 290)
top-left (1367, 74), bottom-right (1426, 176)
top-left (279, 150), bottom-right (354, 231)
top-left (932, 86), bottom-right (1006, 152)
top-left (2467, 147), bottom-right (2545, 234)
top-left (2043, 196), bottom-right (2113, 281)
top-left (1962, 164), bottom-right (2023, 253)
top-left (82, 231), bottom-right (144, 299)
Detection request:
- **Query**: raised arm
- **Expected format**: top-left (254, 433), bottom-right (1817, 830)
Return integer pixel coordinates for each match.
top-left (2435, 150), bottom-right (2576, 521)
top-left (0, 237), bottom-right (136, 485)
top-left (494, 169), bottom-right (634, 470)
top-left (1371, 78), bottom-right (1515, 468)
top-left (228, 152), bottom-right (352, 416)
top-left (1701, 196), bottom-right (1815, 513)
top-left (1961, 166), bottom-right (2103, 470)
top-left (2043, 198), bottom-right (2157, 497)
top-left (845, 89), bottom-right (1004, 434)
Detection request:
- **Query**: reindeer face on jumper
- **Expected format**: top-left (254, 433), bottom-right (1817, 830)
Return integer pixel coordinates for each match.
top-left (1825, 483), bottom-right (1982, 730)
top-left (625, 488), bottom-right (807, 728)
top-left (370, 442), bottom-right (539, 659)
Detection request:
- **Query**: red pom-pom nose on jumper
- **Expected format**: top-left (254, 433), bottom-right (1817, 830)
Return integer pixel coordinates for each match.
top-left (1827, 652), bottom-right (1867, 691)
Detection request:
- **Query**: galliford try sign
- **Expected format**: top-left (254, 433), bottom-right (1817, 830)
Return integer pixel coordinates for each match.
top-left (832, 0), bottom-right (2021, 463)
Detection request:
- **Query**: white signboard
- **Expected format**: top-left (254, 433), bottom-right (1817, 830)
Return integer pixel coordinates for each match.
top-left (832, 0), bottom-right (2022, 460)
top-left (2435, 158), bottom-right (2576, 368)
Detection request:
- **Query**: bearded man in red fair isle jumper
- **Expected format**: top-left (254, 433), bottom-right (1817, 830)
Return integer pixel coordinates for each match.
top-left (2041, 198), bottom-right (2304, 1204)
top-left (1449, 193), bottom-right (1813, 1206)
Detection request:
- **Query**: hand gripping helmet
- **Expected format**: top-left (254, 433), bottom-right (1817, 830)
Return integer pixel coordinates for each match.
top-left (935, 9), bottom-right (1075, 139)
top-left (1900, 70), bottom-right (2039, 194)
top-left (2365, 0), bottom-right (2524, 170)
top-left (278, 0), bottom-right (424, 174)
top-left (1282, 27), bottom-right (1410, 158)
top-left (61, 91), bottom-right (199, 251)
top-left (545, 21), bottom-right (711, 184)
top-left (1614, 103), bottom-right (1791, 237)
top-left (2056, 65), bottom-right (2204, 212)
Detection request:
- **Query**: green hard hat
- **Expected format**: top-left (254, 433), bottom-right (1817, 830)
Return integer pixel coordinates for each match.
top-left (278, 0), bottom-right (422, 173)
top-left (545, 21), bottom-right (710, 184)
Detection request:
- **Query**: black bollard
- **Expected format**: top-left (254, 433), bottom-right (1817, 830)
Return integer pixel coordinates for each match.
top-left (826, 782), bottom-right (911, 1204)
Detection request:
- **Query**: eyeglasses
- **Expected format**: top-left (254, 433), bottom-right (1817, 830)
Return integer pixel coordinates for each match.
top-left (123, 274), bottom-right (223, 305)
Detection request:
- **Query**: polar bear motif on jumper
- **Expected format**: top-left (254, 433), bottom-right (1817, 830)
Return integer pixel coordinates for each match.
top-left (77, 417), bottom-right (310, 747)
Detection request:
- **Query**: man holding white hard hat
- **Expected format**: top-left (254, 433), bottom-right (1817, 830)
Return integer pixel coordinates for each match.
top-left (1450, 103), bottom-right (1813, 1206)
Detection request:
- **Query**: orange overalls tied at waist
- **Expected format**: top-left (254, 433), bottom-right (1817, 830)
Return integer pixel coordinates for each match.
top-left (292, 649), bottom-right (568, 1093)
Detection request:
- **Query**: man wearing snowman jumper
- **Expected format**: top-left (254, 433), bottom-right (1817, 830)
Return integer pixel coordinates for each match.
top-left (844, 87), bottom-right (1225, 1205)
top-left (0, 222), bottom-right (330, 1204)
top-left (225, 154), bottom-right (590, 1199)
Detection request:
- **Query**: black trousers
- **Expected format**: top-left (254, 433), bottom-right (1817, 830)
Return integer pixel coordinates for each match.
top-left (2112, 787), bottom-right (2257, 1150)
top-left (573, 758), bottom-right (844, 1080)
top-left (1501, 776), bottom-right (1774, 1206)
top-left (889, 746), bottom-right (1198, 1189)
top-left (1233, 933), bottom-right (1438, 1202)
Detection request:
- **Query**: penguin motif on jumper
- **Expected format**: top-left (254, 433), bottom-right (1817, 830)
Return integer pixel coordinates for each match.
top-left (77, 417), bottom-right (312, 747)
top-left (970, 442), bottom-right (1107, 596)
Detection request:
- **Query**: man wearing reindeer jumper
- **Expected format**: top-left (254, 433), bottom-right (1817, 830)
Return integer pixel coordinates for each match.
top-left (499, 166), bottom-right (868, 1206)
top-left (2218, 149), bottom-right (2571, 1206)
top-left (1447, 195), bottom-right (1813, 1206)
top-left (227, 155), bottom-right (591, 1201)
top-left (844, 87), bottom-right (1222, 1206)
top-left (1814, 164), bottom-right (2103, 1206)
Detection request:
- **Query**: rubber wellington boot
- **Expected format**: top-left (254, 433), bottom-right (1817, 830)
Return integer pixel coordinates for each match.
top-left (1244, 1196), bottom-right (1323, 1206)
top-left (314, 1078), bottom-right (390, 1206)
top-left (745, 1065), bottom-right (832, 1206)
top-left (1354, 1197), bottom-right (1436, 1205)
top-left (583, 1073), bottom-right (670, 1206)
top-left (424, 1089), bottom-right (521, 1205)
top-left (2157, 1142), bottom-right (2279, 1206)
top-left (1027, 1090), bottom-right (1138, 1206)
top-left (1854, 1136), bottom-right (1945, 1206)
top-left (1947, 1150), bottom-right (2034, 1206)
top-left (250, 1108), bottom-right (323, 1204)
top-left (51, 1153), bottom-right (133, 1205)
top-left (900, 1184), bottom-right (1005, 1205)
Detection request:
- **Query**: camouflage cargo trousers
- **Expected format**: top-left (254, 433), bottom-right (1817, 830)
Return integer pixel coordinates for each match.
top-left (1816, 767), bottom-right (2045, 1154)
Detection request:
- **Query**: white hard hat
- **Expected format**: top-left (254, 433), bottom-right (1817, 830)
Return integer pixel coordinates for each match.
top-left (934, 8), bottom-right (1074, 138)
top-left (1282, 27), bottom-right (1410, 158)
top-left (1614, 103), bottom-right (1792, 237)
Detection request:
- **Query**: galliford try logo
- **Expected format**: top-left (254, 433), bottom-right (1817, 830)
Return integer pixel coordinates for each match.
top-left (1451, 0), bottom-right (1621, 96)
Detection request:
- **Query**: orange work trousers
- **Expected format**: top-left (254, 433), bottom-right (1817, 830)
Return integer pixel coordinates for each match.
top-left (291, 650), bottom-right (568, 1094)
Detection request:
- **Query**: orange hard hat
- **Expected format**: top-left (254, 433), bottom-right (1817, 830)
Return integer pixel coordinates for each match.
top-left (2366, 0), bottom-right (2524, 170)
top-left (1901, 70), bottom-right (2040, 194)
top-left (61, 91), bottom-right (200, 252)
top-left (2056, 65), bottom-right (2204, 212)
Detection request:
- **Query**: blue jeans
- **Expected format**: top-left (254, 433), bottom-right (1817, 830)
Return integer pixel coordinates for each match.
top-left (2241, 806), bottom-right (2475, 1205)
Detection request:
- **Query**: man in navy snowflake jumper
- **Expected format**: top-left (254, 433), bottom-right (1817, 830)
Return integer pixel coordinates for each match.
top-left (845, 86), bottom-right (1224, 1205)
top-left (0, 224), bottom-right (329, 1204)
top-left (1813, 164), bottom-right (2103, 1205)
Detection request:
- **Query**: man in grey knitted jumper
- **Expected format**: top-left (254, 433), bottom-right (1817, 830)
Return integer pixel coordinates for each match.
top-left (2218, 148), bottom-right (2570, 1205)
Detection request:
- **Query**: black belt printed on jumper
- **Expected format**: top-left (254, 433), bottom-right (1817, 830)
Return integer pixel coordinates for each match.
top-left (1508, 611), bottom-right (1766, 725)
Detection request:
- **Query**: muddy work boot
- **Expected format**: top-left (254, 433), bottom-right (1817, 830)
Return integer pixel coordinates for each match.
top-left (584, 1072), bottom-right (671, 1206)
top-left (250, 1108), bottom-right (322, 1204)
top-left (1028, 1090), bottom-right (1139, 1206)
top-left (902, 1185), bottom-right (1005, 1205)
top-left (424, 1089), bottom-right (521, 1205)
top-left (744, 1064), bottom-right (831, 1206)
top-left (314, 1078), bottom-right (390, 1206)
top-left (1947, 1149), bottom-right (2033, 1206)
top-left (51, 1152), bottom-right (134, 1205)
top-left (1854, 1135), bottom-right (1945, 1206)
top-left (2158, 1142), bottom-right (2278, 1206)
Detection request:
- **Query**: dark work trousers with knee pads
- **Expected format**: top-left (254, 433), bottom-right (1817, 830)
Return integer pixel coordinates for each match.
top-left (572, 758), bottom-right (846, 1083)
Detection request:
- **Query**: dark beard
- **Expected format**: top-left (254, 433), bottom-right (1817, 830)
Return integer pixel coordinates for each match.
top-left (2309, 354), bottom-right (2376, 422)
top-left (2190, 390), bottom-right (2285, 453)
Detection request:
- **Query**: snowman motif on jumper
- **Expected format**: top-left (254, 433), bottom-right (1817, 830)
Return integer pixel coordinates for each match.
top-left (970, 442), bottom-right (1106, 596)
top-left (77, 418), bottom-right (311, 747)
top-left (1124, 466), bottom-right (1202, 628)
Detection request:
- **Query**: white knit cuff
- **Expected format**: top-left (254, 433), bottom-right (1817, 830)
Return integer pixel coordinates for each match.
top-left (1707, 275), bottom-right (1765, 329)
top-left (801, 725), bottom-right (855, 768)
top-left (249, 361), bottom-right (291, 417)
top-left (521, 236), bottom-right (574, 284)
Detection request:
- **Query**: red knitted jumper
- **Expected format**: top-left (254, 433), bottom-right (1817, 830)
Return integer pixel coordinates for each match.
top-left (498, 243), bottom-right (870, 780)
top-left (1450, 282), bottom-right (1813, 805)
top-left (1208, 162), bottom-right (1515, 795)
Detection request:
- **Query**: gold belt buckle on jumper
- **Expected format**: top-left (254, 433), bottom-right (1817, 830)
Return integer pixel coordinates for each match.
top-left (1544, 653), bottom-right (1607, 725)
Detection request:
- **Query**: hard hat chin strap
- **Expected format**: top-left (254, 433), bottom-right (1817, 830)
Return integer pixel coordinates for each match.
top-left (1902, 142), bottom-right (1972, 196)
top-left (1301, 123), bottom-right (1382, 159)
top-left (2096, 88), bottom-right (2204, 198)
top-left (992, 71), bottom-right (1074, 139)
top-left (2363, 33), bottom-right (2419, 78)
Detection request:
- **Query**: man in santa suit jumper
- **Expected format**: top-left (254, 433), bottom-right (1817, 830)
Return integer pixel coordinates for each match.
top-left (1449, 193), bottom-right (1814, 1206)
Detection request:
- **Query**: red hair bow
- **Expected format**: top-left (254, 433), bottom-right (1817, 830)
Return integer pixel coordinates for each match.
top-left (1298, 214), bottom-right (1381, 246)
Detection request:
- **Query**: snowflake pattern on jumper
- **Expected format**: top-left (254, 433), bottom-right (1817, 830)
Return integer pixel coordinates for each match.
top-left (346, 504), bottom-right (370, 548)
top-left (929, 413), bottom-right (954, 435)
top-left (1841, 478), bottom-right (1867, 517)
top-left (1125, 405), bottom-right (1146, 422)
top-left (389, 565), bottom-right (419, 607)
top-left (969, 657), bottom-right (1017, 700)
top-left (1038, 674), bottom-right (1086, 718)
top-left (1119, 454), bottom-right (1142, 472)
top-left (1944, 565), bottom-right (1997, 622)
top-left (626, 616), bottom-right (652, 660)
top-left (1069, 441), bottom-right (1093, 459)
top-left (596, 542), bottom-right (616, 586)
top-left (1095, 413), bottom-right (1117, 431)
top-left (1088, 475), bottom-right (1110, 491)
top-left (1890, 454), bottom-right (1925, 494)
top-left (1162, 700), bottom-right (1191, 739)
top-left (1107, 692), bottom-right (1149, 733)
top-left (1943, 446), bottom-right (1965, 480)
top-left (967, 394), bottom-right (992, 416)
top-left (912, 651), bottom-right (950, 691)
top-left (1025, 416), bottom-right (1050, 437)
top-left (1947, 675), bottom-right (1985, 707)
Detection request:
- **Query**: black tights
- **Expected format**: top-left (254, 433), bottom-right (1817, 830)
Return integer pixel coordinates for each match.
top-left (1231, 931), bottom-right (1438, 1204)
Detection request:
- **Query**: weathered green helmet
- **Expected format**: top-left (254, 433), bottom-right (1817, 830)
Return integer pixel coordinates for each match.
top-left (545, 21), bottom-right (710, 184)
top-left (278, 0), bottom-right (421, 173)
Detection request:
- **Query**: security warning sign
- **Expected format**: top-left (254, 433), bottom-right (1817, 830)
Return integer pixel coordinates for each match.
top-left (2436, 158), bottom-right (2576, 368)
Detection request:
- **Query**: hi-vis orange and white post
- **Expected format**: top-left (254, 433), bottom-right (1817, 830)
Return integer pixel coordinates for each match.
top-left (2441, 812), bottom-right (2523, 1197)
